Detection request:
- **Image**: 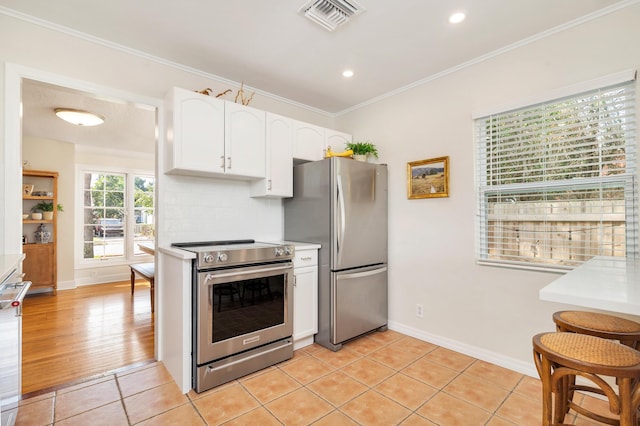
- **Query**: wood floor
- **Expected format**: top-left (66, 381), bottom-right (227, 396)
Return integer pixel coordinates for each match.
top-left (21, 280), bottom-right (155, 395)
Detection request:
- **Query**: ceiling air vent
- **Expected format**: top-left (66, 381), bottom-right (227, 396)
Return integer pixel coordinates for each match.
top-left (299, 0), bottom-right (365, 31)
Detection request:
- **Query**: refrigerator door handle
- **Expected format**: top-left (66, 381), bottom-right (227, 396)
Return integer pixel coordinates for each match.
top-left (339, 266), bottom-right (388, 280)
top-left (336, 175), bottom-right (346, 266)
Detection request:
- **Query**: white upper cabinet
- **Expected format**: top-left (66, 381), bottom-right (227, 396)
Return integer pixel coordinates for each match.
top-left (165, 87), bottom-right (265, 179)
top-left (325, 129), bottom-right (352, 153)
top-left (165, 87), bottom-right (225, 176)
top-left (224, 102), bottom-right (266, 178)
top-left (165, 87), bottom-right (351, 183)
top-left (293, 121), bottom-right (326, 162)
top-left (251, 113), bottom-right (293, 198)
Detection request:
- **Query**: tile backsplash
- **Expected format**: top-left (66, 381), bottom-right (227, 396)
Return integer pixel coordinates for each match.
top-left (160, 174), bottom-right (283, 245)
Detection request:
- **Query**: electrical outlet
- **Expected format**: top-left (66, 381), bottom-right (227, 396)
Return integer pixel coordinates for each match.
top-left (416, 304), bottom-right (424, 318)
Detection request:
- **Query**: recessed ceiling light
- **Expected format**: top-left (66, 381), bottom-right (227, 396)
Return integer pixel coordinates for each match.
top-left (449, 12), bottom-right (466, 24)
top-left (342, 70), bottom-right (354, 78)
top-left (54, 108), bottom-right (105, 126)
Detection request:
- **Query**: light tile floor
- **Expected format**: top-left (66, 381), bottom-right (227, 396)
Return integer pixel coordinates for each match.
top-left (17, 330), bottom-right (608, 425)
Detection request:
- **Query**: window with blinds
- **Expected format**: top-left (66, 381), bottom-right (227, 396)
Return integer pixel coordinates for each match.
top-left (475, 79), bottom-right (637, 271)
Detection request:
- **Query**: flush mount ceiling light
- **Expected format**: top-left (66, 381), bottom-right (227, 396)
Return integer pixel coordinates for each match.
top-left (299, 0), bottom-right (365, 32)
top-left (54, 108), bottom-right (105, 126)
top-left (449, 12), bottom-right (466, 24)
top-left (342, 69), bottom-right (354, 78)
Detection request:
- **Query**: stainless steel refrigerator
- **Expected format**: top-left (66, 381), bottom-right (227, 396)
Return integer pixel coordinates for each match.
top-left (284, 157), bottom-right (388, 351)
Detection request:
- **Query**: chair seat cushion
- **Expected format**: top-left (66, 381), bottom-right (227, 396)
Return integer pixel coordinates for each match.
top-left (131, 262), bottom-right (155, 280)
top-left (555, 311), bottom-right (640, 333)
top-left (540, 332), bottom-right (640, 368)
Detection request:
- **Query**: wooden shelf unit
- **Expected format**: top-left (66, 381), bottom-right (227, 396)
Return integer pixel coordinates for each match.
top-left (22, 170), bottom-right (58, 295)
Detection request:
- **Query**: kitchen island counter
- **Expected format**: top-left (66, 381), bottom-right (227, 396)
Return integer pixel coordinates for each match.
top-left (539, 256), bottom-right (640, 315)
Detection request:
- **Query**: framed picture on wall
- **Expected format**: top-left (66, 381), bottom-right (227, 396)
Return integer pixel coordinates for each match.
top-left (407, 156), bottom-right (449, 199)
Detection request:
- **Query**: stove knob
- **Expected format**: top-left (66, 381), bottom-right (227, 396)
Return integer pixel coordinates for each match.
top-left (275, 247), bottom-right (284, 256)
top-left (203, 254), bottom-right (214, 264)
top-left (284, 246), bottom-right (293, 255)
top-left (217, 252), bottom-right (228, 262)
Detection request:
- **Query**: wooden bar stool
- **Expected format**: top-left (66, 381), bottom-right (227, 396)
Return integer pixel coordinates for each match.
top-left (553, 311), bottom-right (640, 349)
top-left (533, 332), bottom-right (640, 426)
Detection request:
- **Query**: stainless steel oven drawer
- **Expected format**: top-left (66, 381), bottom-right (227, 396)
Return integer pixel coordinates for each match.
top-left (195, 337), bottom-right (293, 392)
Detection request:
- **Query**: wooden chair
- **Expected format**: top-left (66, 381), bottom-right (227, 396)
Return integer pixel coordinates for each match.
top-left (533, 332), bottom-right (640, 426)
top-left (553, 311), bottom-right (640, 349)
top-left (130, 262), bottom-right (155, 313)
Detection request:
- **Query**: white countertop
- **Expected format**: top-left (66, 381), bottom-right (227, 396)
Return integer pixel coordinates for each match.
top-left (282, 241), bottom-right (321, 250)
top-left (158, 245), bottom-right (196, 260)
top-left (539, 256), bottom-right (640, 315)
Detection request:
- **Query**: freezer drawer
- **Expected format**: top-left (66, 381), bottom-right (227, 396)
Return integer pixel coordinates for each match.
top-left (331, 265), bottom-right (387, 345)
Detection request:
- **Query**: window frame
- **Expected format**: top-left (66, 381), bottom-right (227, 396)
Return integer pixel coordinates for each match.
top-left (75, 165), bottom-right (155, 269)
top-left (474, 74), bottom-right (638, 272)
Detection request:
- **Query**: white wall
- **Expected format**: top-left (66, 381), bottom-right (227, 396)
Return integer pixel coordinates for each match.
top-left (336, 4), bottom-right (640, 374)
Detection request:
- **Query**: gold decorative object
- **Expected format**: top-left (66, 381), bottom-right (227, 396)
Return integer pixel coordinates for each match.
top-left (234, 82), bottom-right (255, 106)
top-left (196, 83), bottom-right (254, 106)
top-left (195, 88), bottom-right (233, 98)
top-left (23, 184), bottom-right (34, 196)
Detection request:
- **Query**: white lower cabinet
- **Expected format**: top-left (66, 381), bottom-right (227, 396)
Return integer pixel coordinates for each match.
top-left (292, 245), bottom-right (319, 349)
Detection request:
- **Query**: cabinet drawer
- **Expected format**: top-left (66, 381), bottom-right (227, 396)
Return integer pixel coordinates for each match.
top-left (293, 250), bottom-right (317, 268)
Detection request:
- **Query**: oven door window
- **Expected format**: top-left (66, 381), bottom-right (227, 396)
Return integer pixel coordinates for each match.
top-left (209, 273), bottom-right (286, 344)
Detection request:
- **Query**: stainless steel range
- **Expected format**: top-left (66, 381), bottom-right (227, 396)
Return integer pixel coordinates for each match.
top-left (172, 240), bottom-right (295, 392)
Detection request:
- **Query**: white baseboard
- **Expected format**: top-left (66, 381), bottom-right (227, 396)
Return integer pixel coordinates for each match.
top-left (74, 272), bottom-right (130, 287)
top-left (293, 336), bottom-right (314, 350)
top-left (26, 280), bottom-right (76, 293)
top-left (387, 320), bottom-right (538, 379)
top-left (57, 280), bottom-right (76, 291)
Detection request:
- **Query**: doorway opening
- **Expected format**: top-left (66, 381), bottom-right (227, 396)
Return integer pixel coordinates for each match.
top-left (19, 76), bottom-right (158, 394)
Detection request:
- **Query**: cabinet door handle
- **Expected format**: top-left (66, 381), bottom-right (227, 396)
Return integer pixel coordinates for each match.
top-left (219, 156), bottom-right (225, 169)
top-left (227, 156), bottom-right (232, 169)
top-left (267, 180), bottom-right (272, 190)
top-left (300, 256), bottom-right (312, 261)
top-left (293, 276), bottom-right (297, 287)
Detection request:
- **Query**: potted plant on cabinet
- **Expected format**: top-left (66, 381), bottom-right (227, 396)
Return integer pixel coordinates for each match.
top-left (346, 141), bottom-right (379, 162)
top-left (31, 202), bottom-right (64, 221)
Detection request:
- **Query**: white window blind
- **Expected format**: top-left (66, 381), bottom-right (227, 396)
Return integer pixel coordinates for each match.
top-left (475, 79), bottom-right (637, 271)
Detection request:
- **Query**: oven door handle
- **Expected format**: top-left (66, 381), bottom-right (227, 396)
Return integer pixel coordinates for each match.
top-left (203, 264), bottom-right (292, 283)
